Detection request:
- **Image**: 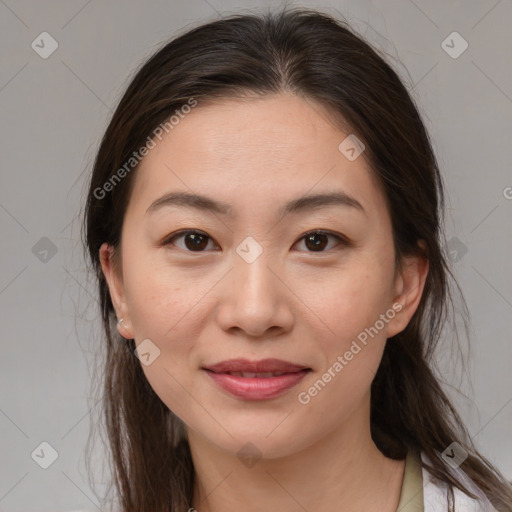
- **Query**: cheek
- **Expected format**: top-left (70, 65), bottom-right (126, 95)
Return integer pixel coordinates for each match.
top-left (296, 261), bottom-right (392, 337)
top-left (295, 250), bottom-right (395, 379)
top-left (121, 257), bottom-right (207, 418)
top-left (122, 249), bottom-right (206, 339)
top-left (295, 271), bottom-right (392, 424)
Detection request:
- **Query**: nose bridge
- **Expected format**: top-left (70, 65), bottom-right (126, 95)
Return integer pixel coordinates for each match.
top-left (235, 248), bottom-right (275, 299)
top-left (216, 243), bottom-right (292, 336)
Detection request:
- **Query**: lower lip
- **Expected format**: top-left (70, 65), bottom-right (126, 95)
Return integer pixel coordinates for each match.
top-left (203, 369), bottom-right (310, 400)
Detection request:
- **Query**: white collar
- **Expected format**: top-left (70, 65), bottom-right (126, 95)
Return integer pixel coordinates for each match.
top-left (421, 451), bottom-right (499, 511)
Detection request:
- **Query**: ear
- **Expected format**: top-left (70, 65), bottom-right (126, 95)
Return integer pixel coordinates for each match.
top-left (386, 241), bottom-right (429, 338)
top-left (99, 242), bottom-right (134, 339)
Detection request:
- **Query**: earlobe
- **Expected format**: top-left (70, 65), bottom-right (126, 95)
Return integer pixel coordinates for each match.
top-left (387, 247), bottom-right (429, 338)
top-left (116, 317), bottom-right (133, 339)
top-left (99, 242), bottom-right (134, 339)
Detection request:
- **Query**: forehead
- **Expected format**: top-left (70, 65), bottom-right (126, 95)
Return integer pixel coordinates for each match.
top-left (127, 93), bottom-right (387, 220)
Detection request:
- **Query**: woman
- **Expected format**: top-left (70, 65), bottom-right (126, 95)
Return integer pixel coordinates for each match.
top-left (82, 8), bottom-right (512, 512)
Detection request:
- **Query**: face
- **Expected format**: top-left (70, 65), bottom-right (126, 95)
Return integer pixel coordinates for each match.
top-left (100, 92), bottom-right (427, 459)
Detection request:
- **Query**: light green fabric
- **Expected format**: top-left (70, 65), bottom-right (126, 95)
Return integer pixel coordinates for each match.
top-left (396, 448), bottom-right (424, 512)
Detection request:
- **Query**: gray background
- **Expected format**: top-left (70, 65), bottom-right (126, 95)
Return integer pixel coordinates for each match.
top-left (1, 0), bottom-right (511, 510)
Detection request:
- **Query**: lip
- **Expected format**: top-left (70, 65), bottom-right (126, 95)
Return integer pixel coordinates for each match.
top-left (202, 358), bottom-right (311, 401)
top-left (203, 358), bottom-right (310, 374)
top-left (203, 368), bottom-right (311, 400)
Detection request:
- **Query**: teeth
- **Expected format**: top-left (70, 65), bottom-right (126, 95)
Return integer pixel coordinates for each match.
top-left (226, 371), bottom-right (287, 378)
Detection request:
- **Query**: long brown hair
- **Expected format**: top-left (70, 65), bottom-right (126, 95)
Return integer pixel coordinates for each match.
top-left (81, 8), bottom-right (512, 511)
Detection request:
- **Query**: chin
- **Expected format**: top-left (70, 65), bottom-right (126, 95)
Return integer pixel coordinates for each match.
top-left (191, 420), bottom-right (308, 461)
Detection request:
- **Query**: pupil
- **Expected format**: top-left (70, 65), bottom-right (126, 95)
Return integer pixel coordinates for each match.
top-left (305, 233), bottom-right (327, 251)
top-left (185, 233), bottom-right (208, 251)
top-left (182, 232), bottom-right (328, 252)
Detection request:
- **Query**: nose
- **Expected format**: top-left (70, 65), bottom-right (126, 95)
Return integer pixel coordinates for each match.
top-left (215, 252), bottom-right (294, 338)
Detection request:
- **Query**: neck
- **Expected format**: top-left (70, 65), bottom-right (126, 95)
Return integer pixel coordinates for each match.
top-left (187, 397), bottom-right (406, 512)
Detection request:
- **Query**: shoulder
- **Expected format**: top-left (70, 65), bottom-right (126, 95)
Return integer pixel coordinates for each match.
top-left (420, 451), bottom-right (499, 512)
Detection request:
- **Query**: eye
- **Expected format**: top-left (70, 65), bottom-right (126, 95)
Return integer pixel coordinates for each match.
top-left (162, 230), bottom-right (219, 252)
top-left (162, 229), bottom-right (348, 253)
top-left (292, 230), bottom-right (347, 252)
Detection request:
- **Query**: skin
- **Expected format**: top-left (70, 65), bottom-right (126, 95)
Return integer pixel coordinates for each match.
top-left (100, 92), bottom-right (429, 512)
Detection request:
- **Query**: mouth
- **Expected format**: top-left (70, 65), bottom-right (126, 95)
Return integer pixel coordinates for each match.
top-left (201, 359), bottom-right (312, 400)
top-left (206, 370), bottom-right (299, 378)
top-left (202, 357), bottom-right (311, 374)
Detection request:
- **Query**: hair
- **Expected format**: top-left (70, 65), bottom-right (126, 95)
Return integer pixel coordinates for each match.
top-left (81, 7), bottom-right (512, 512)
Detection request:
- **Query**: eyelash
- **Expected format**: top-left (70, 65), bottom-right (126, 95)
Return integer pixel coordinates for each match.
top-left (161, 229), bottom-right (349, 253)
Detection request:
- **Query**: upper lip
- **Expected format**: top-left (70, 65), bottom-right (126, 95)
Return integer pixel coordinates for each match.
top-left (203, 358), bottom-right (310, 373)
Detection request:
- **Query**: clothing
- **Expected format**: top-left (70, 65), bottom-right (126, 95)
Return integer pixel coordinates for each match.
top-left (397, 448), bottom-right (500, 511)
top-left (397, 447), bottom-right (424, 511)
top-left (65, 449), bottom-right (500, 512)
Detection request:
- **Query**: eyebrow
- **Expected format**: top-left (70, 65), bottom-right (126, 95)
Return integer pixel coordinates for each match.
top-left (145, 190), bottom-right (365, 217)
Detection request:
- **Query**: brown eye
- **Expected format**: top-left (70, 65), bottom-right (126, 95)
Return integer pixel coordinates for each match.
top-left (294, 231), bottom-right (346, 252)
top-left (184, 232), bottom-right (209, 251)
top-left (163, 230), bottom-right (217, 252)
top-left (304, 232), bottom-right (329, 251)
